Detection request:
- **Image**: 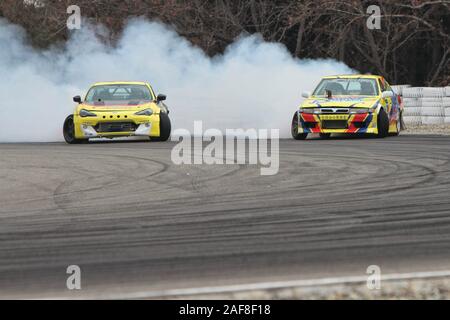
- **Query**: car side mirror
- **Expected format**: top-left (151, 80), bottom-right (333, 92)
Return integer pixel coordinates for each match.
top-left (301, 91), bottom-right (311, 98)
top-left (73, 95), bottom-right (82, 104)
top-left (382, 91), bottom-right (394, 98)
top-left (157, 94), bottom-right (167, 102)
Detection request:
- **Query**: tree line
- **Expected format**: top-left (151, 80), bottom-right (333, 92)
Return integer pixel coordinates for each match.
top-left (1, 0), bottom-right (449, 86)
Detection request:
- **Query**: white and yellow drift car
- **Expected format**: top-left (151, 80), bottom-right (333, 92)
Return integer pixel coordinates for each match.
top-left (63, 81), bottom-right (171, 144)
top-left (292, 75), bottom-right (404, 139)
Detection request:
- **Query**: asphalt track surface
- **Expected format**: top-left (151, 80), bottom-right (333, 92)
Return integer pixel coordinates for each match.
top-left (1, 135), bottom-right (450, 298)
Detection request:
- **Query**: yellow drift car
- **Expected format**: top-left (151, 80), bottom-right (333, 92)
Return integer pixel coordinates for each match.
top-left (291, 75), bottom-right (404, 139)
top-left (63, 82), bottom-right (171, 144)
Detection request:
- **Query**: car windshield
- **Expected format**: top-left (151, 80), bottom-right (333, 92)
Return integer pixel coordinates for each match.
top-left (312, 78), bottom-right (379, 96)
top-left (85, 84), bottom-right (153, 104)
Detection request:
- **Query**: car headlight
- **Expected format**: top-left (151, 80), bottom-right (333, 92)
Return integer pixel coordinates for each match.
top-left (79, 109), bottom-right (97, 117)
top-left (350, 108), bottom-right (371, 114)
top-left (299, 108), bottom-right (321, 114)
top-left (135, 109), bottom-right (153, 116)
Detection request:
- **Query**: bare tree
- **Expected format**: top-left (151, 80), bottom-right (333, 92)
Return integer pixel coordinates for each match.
top-left (1, 0), bottom-right (449, 85)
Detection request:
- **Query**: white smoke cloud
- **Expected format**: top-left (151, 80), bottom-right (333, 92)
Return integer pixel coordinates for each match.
top-left (0, 18), bottom-right (353, 142)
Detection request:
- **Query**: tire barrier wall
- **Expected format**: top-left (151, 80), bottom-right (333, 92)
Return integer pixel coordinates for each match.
top-left (392, 85), bottom-right (450, 125)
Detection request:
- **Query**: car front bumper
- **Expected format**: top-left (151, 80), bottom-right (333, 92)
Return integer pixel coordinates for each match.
top-left (74, 112), bottom-right (161, 139)
top-left (297, 112), bottom-right (378, 134)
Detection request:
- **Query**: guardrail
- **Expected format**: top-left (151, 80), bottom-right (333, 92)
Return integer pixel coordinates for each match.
top-left (392, 85), bottom-right (450, 125)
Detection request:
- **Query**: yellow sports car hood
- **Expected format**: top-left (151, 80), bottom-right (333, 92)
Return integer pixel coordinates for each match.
top-left (76, 101), bottom-right (159, 114)
top-left (301, 96), bottom-right (379, 108)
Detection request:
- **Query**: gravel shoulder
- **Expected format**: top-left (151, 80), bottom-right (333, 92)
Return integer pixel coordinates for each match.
top-left (404, 124), bottom-right (450, 135)
top-left (168, 277), bottom-right (450, 300)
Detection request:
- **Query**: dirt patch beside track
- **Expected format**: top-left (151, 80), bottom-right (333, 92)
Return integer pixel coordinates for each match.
top-left (404, 124), bottom-right (450, 135)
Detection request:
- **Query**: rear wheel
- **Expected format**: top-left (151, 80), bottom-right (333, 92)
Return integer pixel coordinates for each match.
top-left (152, 112), bottom-right (171, 142)
top-left (390, 111), bottom-right (403, 136)
top-left (376, 108), bottom-right (389, 138)
top-left (291, 112), bottom-right (308, 140)
top-left (63, 115), bottom-right (85, 144)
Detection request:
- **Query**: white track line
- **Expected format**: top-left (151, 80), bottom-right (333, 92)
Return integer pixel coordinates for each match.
top-left (71, 269), bottom-right (450, 300)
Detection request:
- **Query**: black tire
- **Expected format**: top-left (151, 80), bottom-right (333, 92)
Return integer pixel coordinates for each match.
top-left (291, 112), bottom-right (308, 140)
top-left (63, 115), bottom-right (85, 144)
top-left (376, 108), bottom-right (389, 138)
top-left (152, 112), bottom-right (171, 142)
top-left (319, 133), bottom-right (331, 139)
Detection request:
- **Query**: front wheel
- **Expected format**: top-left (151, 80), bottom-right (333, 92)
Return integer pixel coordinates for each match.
top-left (291, 112), bottom-right (308, 140)
top-left (376, 108), bottom-right (389, 138)
top-left (63, 115), bottom-right (85, 144)
top-left (152, 113), bottom-right (171, 142)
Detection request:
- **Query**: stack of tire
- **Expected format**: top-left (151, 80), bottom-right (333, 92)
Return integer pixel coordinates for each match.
top-left (391, 85), bottom-right (410, 97)
top-left (400, 86), bottom-right (450, 125)
top-left (445, 87), bottom-right (450, 124)
top-left (420, 87), bottom-right (446, 125)
top-left (402, 87), bottom-right (422, 125)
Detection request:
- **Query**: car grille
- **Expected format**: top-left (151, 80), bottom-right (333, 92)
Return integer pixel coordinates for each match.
top-left (94, 122), bottom-right (137, 133)
top-left (322, 120), bottom-right (348, 129)
top-left (320, 108), bottom-right (349, 114)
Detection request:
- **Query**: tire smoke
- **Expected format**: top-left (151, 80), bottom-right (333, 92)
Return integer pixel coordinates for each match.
top-left (0, 18), bottom-right (353, 142)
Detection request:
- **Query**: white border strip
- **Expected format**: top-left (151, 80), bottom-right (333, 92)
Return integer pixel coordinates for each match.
top-left (65, 269), bottom-right (450, 300)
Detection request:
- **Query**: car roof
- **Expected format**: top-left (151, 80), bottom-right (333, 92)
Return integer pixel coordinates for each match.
top-left (322, 74), bottom-right (382, 80)
top-left (91, 81), bottom-right (149, 86)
